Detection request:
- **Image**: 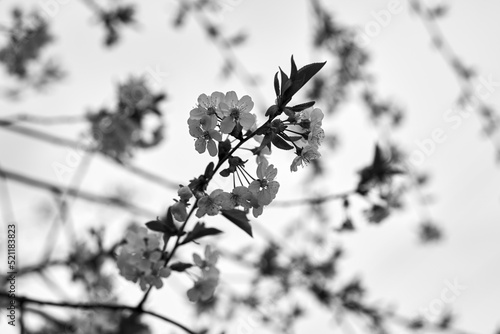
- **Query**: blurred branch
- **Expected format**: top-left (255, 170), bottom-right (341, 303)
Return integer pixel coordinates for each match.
top-left (0, 167), bottom-right (156, 217)
top-left (0, 292), bottom-right (198, 334)
top-left (24, 306), bottom-right (68, 330)
top-left (388, 311), bottom-right (479, 334)
top-left (410, 0), bottom-right (500, 158)
top-left (0, 122), bottom-right (179, 189)
top-left (0, 162), bottom-right (16, 224)
top-left (272, 189), bottom-right (356, 207)
top-left (40, 152), bottom-right (94, 262)
top-left (0, 113), bottom-right (87, 125)
top-left (180, 1), bottom-right (267, 110)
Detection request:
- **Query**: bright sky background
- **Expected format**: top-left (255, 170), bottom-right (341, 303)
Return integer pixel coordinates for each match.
top-left (1, 0), bottom-right (500, 333)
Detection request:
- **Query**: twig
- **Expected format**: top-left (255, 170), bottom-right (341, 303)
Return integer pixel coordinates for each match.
top-left (0, 292), bottom-right (199, 334)
top-left (0, 114), bottom-right (87, 125)
top-left (0, 167), bottom-right (156, 217)
top-left (0, 162), bottom-right (16, 224)
top-left (272, 189), bottom-right (356, 207)
top-left (40, 152), bottom-right (94, 262)
top-left (188, 3), bottom-right (268, 111)
top-left (0, 123), bottom-right (179, 189)
top-left (409, 0), bottom-right (500, 158)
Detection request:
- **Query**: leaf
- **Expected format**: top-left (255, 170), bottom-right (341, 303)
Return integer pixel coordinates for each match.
top-left (272, 135), bottom-right (294, 150)
top-left (145, 221), bottom-right (169, 233)
top-left (287, 135), bottom-right (303, 142)
top-left (258, 132), bottom-right (274, 152)
top-left (146, 207), bottom-right (178, 235)
top-left (181, 222), bottom-right (223, 245)
top-left (230, 122), bottom-right (244, 140)
top-left (254, 123), bottom-right (270, 136)
top-left (218, 139), bottom-right (232, 160)
top-left (170, 262), bottom-right (193, 272)
top-left (285, 61), bottom-right (327, 103)
top-left (221, 209), bottom-right (253, 237)
top-left (273, 71), bottom-right (279, 97)
top-left (291, 101), bottom-right (315, 112)
top-left (279, 67), bottom-right (291, 96)
top-left (204, 162), bottom-right (214, 178)
top-left (163, 207), bottom-right (178, 232)
top-left (290, 55), bottom-right (298, 80)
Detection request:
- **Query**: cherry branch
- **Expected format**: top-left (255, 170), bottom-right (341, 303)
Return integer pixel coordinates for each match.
top-left (0, 292), bottom-right (199, 334)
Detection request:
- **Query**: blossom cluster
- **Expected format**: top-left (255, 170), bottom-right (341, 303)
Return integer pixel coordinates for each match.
top-left (187, 246), bottom-right (220, 302)
top-left (117, 226), bottom-right (171, 291)
top-left (188, 91), bottom-right (256, 157)
top-left (195, 157), bottom-right (279, 218)
top-left (117, 58), bottom-right (327, 302)
top-left (287, 106), bottom-right (325, 171)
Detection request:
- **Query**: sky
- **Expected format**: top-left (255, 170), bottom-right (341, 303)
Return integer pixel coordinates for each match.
top-left (0, 0), bottom-right (500, 333)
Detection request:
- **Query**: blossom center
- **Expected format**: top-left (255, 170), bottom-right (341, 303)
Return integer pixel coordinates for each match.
top-left (230, 108), bottom-right (240, 120)
top-left (202, 131), bottom-right (211, 140)
top-left (207, 106), bottom-right (217, 115)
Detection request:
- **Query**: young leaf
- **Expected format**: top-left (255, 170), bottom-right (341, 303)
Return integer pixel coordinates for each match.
top-left (181, 222), bottom-right (223, 245)
top-left (170, 262), bottom-right (193, 272)
top-left (145, 221), bottom-right (169, 233)
top-left (287, 135), bottom-right (303, 142)
top-left (290, 55), bottom-right (298, 80)
top-left (221, 209), bottom-right (253, 237)
top-left (204, 162), bottom-right (215, 178)
top-left (273, 71), bottom-right (280, 97)
top-left (279, 67), bottom-right (291, 96)
top-left (285, 61), bottom-right (327, 102)
top-left (162, 206), bottom-right (178, 233)
top-left (218, 139), bottom-right (232, 160)
top-left (291, 101), bottom-right (315, 112)
top-left (272, 135), bottom-right (294, 150)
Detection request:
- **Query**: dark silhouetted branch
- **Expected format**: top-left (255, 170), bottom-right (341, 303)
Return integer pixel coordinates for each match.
top-left (0, 292), bottom-right (198, 334)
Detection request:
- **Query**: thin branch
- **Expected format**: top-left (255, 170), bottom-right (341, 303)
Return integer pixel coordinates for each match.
top-left (24, 306), bottom-right (68, 330)
top-left (0, 162), bottom-right (16, 224)
top-left (136, 198), bottom-right (200, 310)
top-left (0, 167), bottom-right (156, 217)
top-left (188, 3), bottom-right (267, 111)
top-left (0, 123), bottom-right (179, 189)
top-left (410, 0), bottom-right (500, 157)
top-left (0, 292), bottom-right (198, 334)
top-left (387, 310), bottom-right (479, 334)
top-left (40, 152), bottom-right (94, 262)
top-left (272, 189), bottom-right (356, 207)
top-left (0, 114), bottom-right (87, 125)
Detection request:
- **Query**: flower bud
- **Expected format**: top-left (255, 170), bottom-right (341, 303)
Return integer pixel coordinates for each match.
top-left (178, 186), bottom-right (193, 201)
top-left (171, 201), bottom-right (188, 221)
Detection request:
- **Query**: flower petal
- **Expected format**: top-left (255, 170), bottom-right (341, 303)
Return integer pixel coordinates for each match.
top-left (195, 138), bottom-right (206, 154)
top-left (209, 130), bottom-right (223, 142)
top-left (207, 139), bottom-right (217, 157)
top-left (220, 116), bottom-right (235, 134)
top-left (197, 93), bottom-right (210, 108)
top-left (211, 91), bottom-right (225, 107)
top-left (252, 205), bottom-right (264, 218)
top-left (190, 107), bottom-right (205, 120)
top-left (239, 112), bottom-right (256, 130)
top-left (187, 287), bottom-right (201, 302)
top-left (224, 91), bottom-right (238, 107)
top-left (238, 95), bottom-right (254, 112)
